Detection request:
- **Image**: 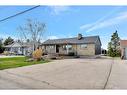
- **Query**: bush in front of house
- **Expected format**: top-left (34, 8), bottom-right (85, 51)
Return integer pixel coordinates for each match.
top-left (2, 51), bottom-right (9, 55)
top-left (32, 47), bottom-right (43, 61)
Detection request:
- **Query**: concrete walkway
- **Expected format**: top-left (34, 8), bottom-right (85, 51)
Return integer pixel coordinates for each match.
top-left (0, 58), bottom-right (127, 89)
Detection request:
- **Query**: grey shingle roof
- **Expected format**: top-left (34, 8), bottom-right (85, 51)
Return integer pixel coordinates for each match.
top-left (42, 36), bottom-right (101, 45)
top-left (4, 42), bottom-right (35, 48)
top-left (4, 42), bottom-right (22, 47)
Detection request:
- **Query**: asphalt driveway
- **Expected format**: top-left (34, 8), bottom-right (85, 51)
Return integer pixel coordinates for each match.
top-left (0, 57), bottom-right (127, 89)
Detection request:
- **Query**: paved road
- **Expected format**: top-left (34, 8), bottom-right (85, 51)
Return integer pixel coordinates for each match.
top-left (0, 58), bottom-right (127, 89)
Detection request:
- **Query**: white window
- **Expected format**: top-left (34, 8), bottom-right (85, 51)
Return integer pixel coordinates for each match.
top-left (50, 46), bottom-right (54, 49)
top-left (62, 45), bottom-right (66, 50)
top-left (62, 45), bottom-right (72, 50)
top-left (67, 45), bottom-right (72, 50)
top-left (80, 44), bottom-right (87, 48)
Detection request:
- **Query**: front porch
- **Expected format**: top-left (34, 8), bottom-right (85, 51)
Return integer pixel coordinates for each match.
top-left (43, 44), bottom-right (77, 56)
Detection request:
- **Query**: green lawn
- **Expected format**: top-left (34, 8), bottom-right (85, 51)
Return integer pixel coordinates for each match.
top-left (0, 57), bottom-right (49, 70)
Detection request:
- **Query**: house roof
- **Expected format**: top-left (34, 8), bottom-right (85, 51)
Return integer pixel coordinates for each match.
top-left (120, 40), bottom-right (127, 47)
top-left (4, 42), bottom-right (23, 48)
top-left (4, 41), bottom-right (41, 48)
top-left (42, 36), bottom-right (101, 45)
top-left (4, 42), bottom-right (34, 48)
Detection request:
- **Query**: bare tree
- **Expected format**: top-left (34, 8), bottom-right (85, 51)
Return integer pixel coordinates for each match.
top-left (18, 19), bottom-right (46, 52)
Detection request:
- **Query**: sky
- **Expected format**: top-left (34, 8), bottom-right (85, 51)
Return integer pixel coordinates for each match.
top-left (0, 6), bottom-right (127, 49)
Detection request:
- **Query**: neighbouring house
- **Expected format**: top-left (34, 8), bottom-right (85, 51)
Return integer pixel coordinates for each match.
top-left (120, 40), bottom-right (127, 59)
top-left (41, 34), bottom-right (102, 56)
top-left (4, 41), bottom-right (36, 55)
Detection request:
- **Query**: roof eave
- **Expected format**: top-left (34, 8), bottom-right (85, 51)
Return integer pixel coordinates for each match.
top-left (41, 42), bottom-right (95, 45)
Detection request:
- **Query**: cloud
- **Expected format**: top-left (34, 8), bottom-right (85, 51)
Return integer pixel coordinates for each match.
top-left (80, 23), bottom-right (95, 30)
top-left (80, 7), bottom-right (125, 32)
top-left (49, 6), bottom-right (70, 15)
top-left (48, 36), bottom-right (58, 39)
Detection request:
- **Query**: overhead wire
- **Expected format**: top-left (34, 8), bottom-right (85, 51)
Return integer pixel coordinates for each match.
top-left (0, 5), bottom-right (40, 22)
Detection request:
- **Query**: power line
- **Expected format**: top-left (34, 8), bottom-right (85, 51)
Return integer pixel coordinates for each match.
top-left (0, 5), bottom-right (40, 22)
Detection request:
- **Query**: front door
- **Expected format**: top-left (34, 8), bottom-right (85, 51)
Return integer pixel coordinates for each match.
top-left (56, 45), bottom-right (59, 53)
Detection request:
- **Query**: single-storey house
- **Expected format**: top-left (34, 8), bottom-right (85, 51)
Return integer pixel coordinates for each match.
top-left (41, 34), bottom-right (102, 56)
top-left (120, 40), bottom-right (127, 59)
top-left (4, 41), bottom-right (34, 55)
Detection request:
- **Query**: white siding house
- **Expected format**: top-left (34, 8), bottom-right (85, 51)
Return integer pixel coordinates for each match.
top-left (4, 42), bottom-right (34, 56)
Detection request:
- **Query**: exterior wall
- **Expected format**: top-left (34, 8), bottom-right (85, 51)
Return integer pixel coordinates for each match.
top-left (121, 47), bottom-right (124, 58)
top-left (95, 38), bottom-right (101, 55)
top-left (22, 47), bottom-right (26, 55)
top-left (95, 44), bottom-right (101, 55)
top-left (5, 46), bottom-right (33, 55)
top-left (4, 42), bottom-right (34, 56)
top-left (42, 44), bottom-right (96, 55)
top-left (95, 45), bottom-right (101, 55)
top-left (59, 45), bottom-right (74, 55)
top-left (121, 46), bottom-right (127, 59)
top-left (22, 47), bottom-right (32, 56)
top-left (10, 47), bottom-right (22, 54)
top-left (59, 45), bottom-right (67, 54)
top-left (76, 44), bottom-right (95, 55)
top-left (45, 45), bottom-right (56, 54)
top-left (125, 48), bottom-right (127, 59)
top-left (72, 45), bottom-right (77, 55)
top-left (120, 40), bottom-right (127, 59)
top-left (43, 45), bottom-right (75, 55)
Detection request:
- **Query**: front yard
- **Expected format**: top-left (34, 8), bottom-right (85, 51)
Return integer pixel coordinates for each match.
top-left (0, 57), bottom-right (49, 70)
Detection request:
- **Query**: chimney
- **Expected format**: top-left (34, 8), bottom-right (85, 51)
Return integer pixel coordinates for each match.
top-left (78, 33), bottom-right (82, 40)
